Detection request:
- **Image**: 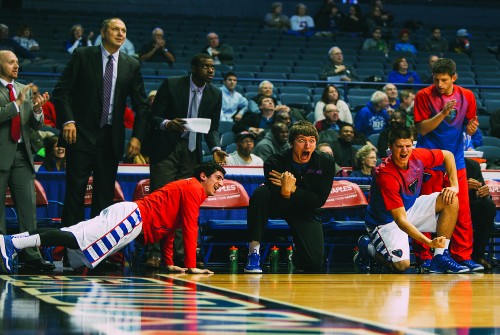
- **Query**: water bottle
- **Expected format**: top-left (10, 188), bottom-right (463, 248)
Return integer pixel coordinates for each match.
top-left (270, 246), bottom-right (280, 272)
top-left (286, 245), bottom-right (293, 266)
top-left (229, 245), bottom-right (238, 272)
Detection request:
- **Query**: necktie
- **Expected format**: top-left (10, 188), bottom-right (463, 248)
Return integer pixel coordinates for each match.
top-left (188, 89), bottom-right (199, 152)
top-left (101, 55), bottom-right (114, 127)
top-left (6, 84), bottom-right (20, 142)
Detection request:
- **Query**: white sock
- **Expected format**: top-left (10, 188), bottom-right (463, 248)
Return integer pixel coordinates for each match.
top-left (12, 234), bottom-right (40, 250)
top-left (249, 241), bottom-right (260, 254)
top-left (434, 239), bottom-right (451, 256)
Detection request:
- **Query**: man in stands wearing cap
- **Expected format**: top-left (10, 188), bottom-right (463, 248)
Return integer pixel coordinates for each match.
top-left (450, 28), bottom-right (471, 55)
top-left (225, 131), bottom-right (264, 166)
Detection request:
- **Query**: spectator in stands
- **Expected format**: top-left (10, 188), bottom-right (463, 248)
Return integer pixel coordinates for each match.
top-left (314, 2), bottom-right (344, 36)
top-left (365, 6), bottom-right (392, 41)
top-left (0, 24), bottom-right (36, 61)
top-left (225, 131), bottom-right (264, 166)
top-left (377, 110), bottom-right (406, 158)
top-left (423, 27), bottom-right (448, 55)
top-left (147, 90), bottom-right (157, 106)
top-left (355, 126), bottom-right (466, 274)
top-left (354, 90), bottom-right (390, 137)
top-left (315, 103), bottom-right (345, 133)
top-left (65, 24), bottom-right (93, 54)
top-left (387, 57), bottom-right (421, 85)
top-left (247, 80), bottom-right (281, 114)
top-left (244, 121), bottom-right (336, 273)
top-left (317, 142), bottom-right (344, 176)
top-left (413, 58), bottom-right (482, 272)
top-left (420, 54), bottom-right (439, 84)
top-left (350, 144), bottom-right (377, 177)
top-left (139, 27), bottom-right (175, 67)
top-left (319, 46), bottom-right (358, 82)
top-left (232, 96), bottom-right (276, 141)
top-left (0, 162), bottom-right (224, 275)
top-left (288, 3), bottom-right (315, 37)
top-left (372, 0), bottom-right (394, 28)
top-left (95, 34), bottom-right (135, 56)
top-left (449, 29), bottom-right (471, 56)
top-left (362, 26), bottom-right (389, 56)
top-left (263, 2), bottom-right (291, 31)
top-left (31, 84), bottom-right (58, 135)
top-left (314, 84), bottom-right (352, 124)
top-left (465, 158), bottom-right (495, 272)
top-left (382, 83), bottom-right (399, 113)
top-left (220, 71), bottom-right (248, 122)
top-left (393, 29), bottom-right (417, 55)
top-left (331, 123), bottom-right (357, 167)
top-left (397, 89), bottom-right (415, 114)
top-left (38, 135), bottom-right (66, 172)
top-left (343, 4), bottom-right (368, 37)
top-left (201, 32), bottom-right (234, 67)
top-left (13, 24), bottom-right (39, 55)
top-left (253, 122), bottom-right (290, 162)
top-left (272, 109), bottom-right (292, 128)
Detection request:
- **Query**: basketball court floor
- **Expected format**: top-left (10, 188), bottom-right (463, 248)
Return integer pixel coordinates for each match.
top-left (1, 263), bottom-right (499, 334)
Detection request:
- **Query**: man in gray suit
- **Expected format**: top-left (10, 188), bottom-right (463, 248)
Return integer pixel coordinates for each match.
top-left (0, 50), bottom-right (53, 271)
top-left (53, 18), bottom-right (148, 230)
top-left (142, 53), bottom-right (226, 267)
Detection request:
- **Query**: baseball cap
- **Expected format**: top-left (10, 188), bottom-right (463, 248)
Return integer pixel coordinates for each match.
top-left (457, 29), bottom-right (469, 37)
top-left (236, 131), bottom-right (255, 142)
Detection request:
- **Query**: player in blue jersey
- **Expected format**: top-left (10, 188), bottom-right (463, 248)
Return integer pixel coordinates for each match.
top-left (413, 58), bottom-right (482, 272)
top-left (355, 127), bottom-right (469, 274)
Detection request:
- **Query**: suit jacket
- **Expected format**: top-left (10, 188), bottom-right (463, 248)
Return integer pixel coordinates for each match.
top-left (52, 46), bottom-right (148, 158)
top-left (0, 82), bottom-right (43, 171)
top-left (143, 75), bottom-right (222, 164)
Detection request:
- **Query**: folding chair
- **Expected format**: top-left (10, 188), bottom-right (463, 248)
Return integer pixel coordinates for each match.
top-left (198, 179), bottom-right (250, 265)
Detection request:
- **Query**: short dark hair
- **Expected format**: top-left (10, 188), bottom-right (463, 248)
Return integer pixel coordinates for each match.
top-left (193, 162), bottom-right (226, 181)
top-left (321, 84), bottom-right (340, 103)
top-left (100, 18), bottom-right (123, 33)
top-left (289, 120), bottom-right (318, 144)
top-left (191, 53), bottom-right (213, 67)
top-left (432, 58), bottom-right (456, 77)
top-left (224, 71), bottom-right (237, 80)
top-left (388, 127), bottom-right (413, 146)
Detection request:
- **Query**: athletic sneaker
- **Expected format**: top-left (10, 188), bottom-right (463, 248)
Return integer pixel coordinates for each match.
top-left (429, 251), bottom-right (469, 274)
top-left (0, 235), bottom-right (19, 274)
top-left (459, 259), bottom-right (484, 272)
top-left (417, 259), bottom-right (432, 273)
top-left (244, 252), bottom-right (262, 273)
top-left (354, 235), bottom-right (372, 274)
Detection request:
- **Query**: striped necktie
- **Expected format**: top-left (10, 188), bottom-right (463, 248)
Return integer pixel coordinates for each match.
top-left (100, 55), bottom-right (114, 127)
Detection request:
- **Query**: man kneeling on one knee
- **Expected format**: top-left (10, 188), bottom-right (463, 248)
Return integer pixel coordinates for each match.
top-left (356, 126), bottom-right (469, 274)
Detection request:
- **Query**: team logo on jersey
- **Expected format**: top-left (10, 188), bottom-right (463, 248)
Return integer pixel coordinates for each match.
top-left (445, 108), bottom-right (457, 123)
top-left (408, 178), bottom-right (418, 195)
top-left (423, 172), bottom-right (432, 183)
top-left (392, 249), bottom-right (403, 258)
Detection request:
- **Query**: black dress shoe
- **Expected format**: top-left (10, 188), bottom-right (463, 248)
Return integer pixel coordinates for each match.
top-left (474, 257), bottom-right (492, 273)
top-left (22, 259), bottom-right (56, 272)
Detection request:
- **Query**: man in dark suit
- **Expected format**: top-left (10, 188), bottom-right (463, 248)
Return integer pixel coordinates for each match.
top-left (53, 18), bottom-right (148, 230)
top-left (143, 53), bottom-right (226, 267)
top-left (0, 50), bottom-right (54, 271)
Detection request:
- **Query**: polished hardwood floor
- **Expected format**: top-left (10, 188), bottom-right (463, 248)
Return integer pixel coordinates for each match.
top-left (1, 263), bottom-right (500, 334)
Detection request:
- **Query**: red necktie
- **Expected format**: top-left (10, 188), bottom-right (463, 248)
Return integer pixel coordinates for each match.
top-left (6, 84), bottom-right (21, 142)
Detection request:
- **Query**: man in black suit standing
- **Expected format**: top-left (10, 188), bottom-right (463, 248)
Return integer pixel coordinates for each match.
top-left (143, 53), bottom-right (225, 267)
top-left (53, 18), bottom-right (148, 229)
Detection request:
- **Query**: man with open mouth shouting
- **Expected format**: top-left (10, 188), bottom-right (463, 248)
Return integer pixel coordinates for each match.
top-left (244, 121), bottom-right (336, 273)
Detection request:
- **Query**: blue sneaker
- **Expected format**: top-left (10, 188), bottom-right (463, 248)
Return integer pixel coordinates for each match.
top-left (354, 235), bottom-right (372, 273)
top-left (429, 251), bottom-right (469, 274)
top-left (0, 235), bottom-right (18, 274)
top-left (459, 259), bottom-right (484, 272)
top-left (418, 259), bottom-right (432, 273)
top-left (244, 253), bottom-right (262, 273)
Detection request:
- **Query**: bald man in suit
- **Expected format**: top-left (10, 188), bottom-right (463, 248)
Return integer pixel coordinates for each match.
top-left (0, 50), bottom-right (53, 271)
top-left (53, 18), bottom-right (149, 229)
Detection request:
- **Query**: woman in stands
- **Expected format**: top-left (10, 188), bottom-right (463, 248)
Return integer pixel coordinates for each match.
top-left (65, 24), bottom-right (93, 54)
top-left (38, 136), bottom-right (66, 172)
top-left (387, 57), bottom-right (421, 85)
top-left (13, 24), bottom-right (40, 54)
top-left (314, 84), bottom-right (352, 124)
top-left (350, 144), bottom-right (377, 177)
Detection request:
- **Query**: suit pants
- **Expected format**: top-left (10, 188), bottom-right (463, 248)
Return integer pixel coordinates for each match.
top-left (247, 185), bottom-right (325, 272)
top-left (62, 126), bottom-right (118, 228)
top-left (0, 143), bottom-right (42, 262)
top-left (470, 196), bottom-right (496, 260)
top-left (149, 139), bottom-right (199, 264)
